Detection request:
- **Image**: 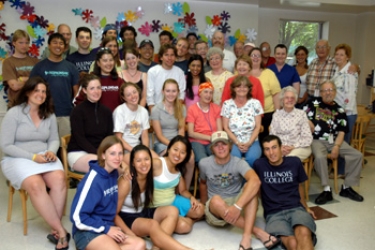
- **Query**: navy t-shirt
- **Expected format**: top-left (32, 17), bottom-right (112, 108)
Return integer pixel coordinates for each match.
top-left (253, 156), bottom-right (307, 218)
top-left (66, 51), bottom-right (96, 73)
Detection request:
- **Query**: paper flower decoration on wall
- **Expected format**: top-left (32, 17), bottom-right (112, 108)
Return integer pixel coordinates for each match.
top-left (138, 21), bottom-right (152, 36)
top-left (34, 25), bottom-right (46, 37)
top-left (246, 28), bottom-right (257, 42)
top-left (72, 8), bottom-right (83, 16)
top-left (187, 25), bottom-right (198, 34)
top-left (125, 10), bottom-right (137, 22)
top-left (117, 12), bottom-right (125, 22)
top-left (82, 9), bottom-right (93, 23)
top-left (173, 22), bottom-right (184, 34)
top-left (184, 12), bottom-right (196, 27)
top-left (28, 44), bottom-right (39, 57)
top-left (220, 11), bottom-right (231, 21)
top-left (204, 24), bottom-right (216, 39)
top-left (172, 2), bottom-right (183, 16)
top-left (218, 22), bottom-right (230, 34)
top-left (135, 6), bottom-right (145, 19)
top-left (93, 27), bottom-right (103, 40)
top-left (164, 3), bottom-right (172, 14)
top-left (10, 0), bottom-right (26, 10)
top-left (32, 37), bottom-right (45, 47)
top-left (0, 47), bottom-right (7, 59)
top-left (37, 16), bottom-right (49, 28)
top-left (161, 24), bottom-right (173, 33)
top-left (211, 15), bottom-right (221, 26)
top-left (151, 20), bottom-right (161, 32)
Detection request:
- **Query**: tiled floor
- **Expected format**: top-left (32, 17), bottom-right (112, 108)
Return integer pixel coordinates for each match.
top-left (1, 154), bottom-right (374, 250)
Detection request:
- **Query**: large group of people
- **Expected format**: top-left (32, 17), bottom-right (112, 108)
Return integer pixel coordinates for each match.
top-left (0, 23), bottom-right (364, 250)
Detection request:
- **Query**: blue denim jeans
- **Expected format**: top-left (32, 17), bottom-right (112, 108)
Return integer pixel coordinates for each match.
top-left (191, 142), bottom-right (212, 163)
top-left (231, 140), bottom-right (262, 167)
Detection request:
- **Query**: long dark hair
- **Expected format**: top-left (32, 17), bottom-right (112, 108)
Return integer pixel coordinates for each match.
top-left (93, 48), bottom-right (119, 80)
top-left (164, 135), bottom-right (192, 176)
top-left (129, 145), bottom-right (154, 211)
top-left (13, 76), bottom-right (54, 119)
top-left (186, 54), bottom-right (206, 100)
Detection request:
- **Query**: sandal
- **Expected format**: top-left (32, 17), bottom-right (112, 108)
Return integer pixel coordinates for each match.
top-left (47, 232), bottom-right (59, 244)
top-left (263, 234), bottom-right (281, 250)
top-left (239, 244), bottom-right (253, 250)
top-left (55, 233), bottom-right (70, 250)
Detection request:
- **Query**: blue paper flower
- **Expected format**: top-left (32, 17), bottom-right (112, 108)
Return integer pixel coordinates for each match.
top-left (228, 36), bottom-right (237, 46)
top-left (187, 25), bottom-right (198, 34)
top-left (0, 47), bottom-right (7, 58)
top-left (32, 36), bottom-right (45, 47)
top-left (30, 20), bottom-right (39, 28)
top-left (172, 2), bottom-right (183, 16)
top-left (117, 12), bottom-right (125, 22)
top-left (33, 25), bottom-right (47, 38)
top-left (173, 22), bottom-right (184, 34)
top-left (9, 0), bottom-right (25, 10)
top-left (72, 8), bottom-right (83, 16)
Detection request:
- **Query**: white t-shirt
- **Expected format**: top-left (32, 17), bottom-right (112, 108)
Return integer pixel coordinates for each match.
top-left (113, 103), bottom-right (150, 148)
top-left (146, 65), bottom-right (186, 106)
top-left (223, 48), bottom-right (236, 73)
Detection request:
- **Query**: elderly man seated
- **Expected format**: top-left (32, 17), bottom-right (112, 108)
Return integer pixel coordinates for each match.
top-left (303, 80), bottom-right (364, 205)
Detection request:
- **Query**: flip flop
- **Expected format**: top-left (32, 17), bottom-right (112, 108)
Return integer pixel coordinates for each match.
top-left (263, 234), bottom-right (281, 250)
top-left (47, 233), bottom-right (58, 244)
top-left (239, 244), bottom-right (253, 250)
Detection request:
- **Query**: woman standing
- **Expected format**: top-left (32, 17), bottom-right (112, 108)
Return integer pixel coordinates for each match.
top-left (270, 86), bottom-right (312, 161)
top-left (221, 55), bottom-right (264, 108)
top-left (185, 55), bottom-right (207, 111)
top-left (70, 136), bottom-right (145, 250)
top-left (151, 79), bottom-right (195, 189)
top-left (115, 145), bottom-right (192, 250)
top-left (186, 82), bottom-right (222, 163)
top-left (68, 74), bottom-right (114, 173)
top-left (332, 43), bottom-right (358, 143)
top-left (249, 47), bottom-right (281, 143)
top-left (294, 46), bottom-right (309, 107)
top-left (1, 77), bottom-right (69, 250)
top-left (222, 75), bottom-right (263, 167)
top-left (152, 136), bottom-right (205, 234)
top-left (74, 49), bottom-right (124, 111)
top-left (205, 47), bottom-right (233, 105)
top-left (120, 48), bottom-right (147, 107)
top-left (89, 36), bottom-right (124, 73)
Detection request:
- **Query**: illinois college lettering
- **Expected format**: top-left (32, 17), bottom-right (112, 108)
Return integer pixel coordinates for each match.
top-left (263, 170), bottom-right (293, 184)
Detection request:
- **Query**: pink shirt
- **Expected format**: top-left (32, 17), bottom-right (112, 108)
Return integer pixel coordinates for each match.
top-left (186, 102), bottom-right (221, 145)
top-left (184, 85), bottom-right (200, 110)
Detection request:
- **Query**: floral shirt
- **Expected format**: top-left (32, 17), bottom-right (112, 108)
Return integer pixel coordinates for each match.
top-left (331, 62), bottom-right (358, 115)
top-left (303, 97), bottom-right (348, 141)
top-left (270, 108), bottom-right (312, 148)
top-left (221, 98), bottom-right (264, 143)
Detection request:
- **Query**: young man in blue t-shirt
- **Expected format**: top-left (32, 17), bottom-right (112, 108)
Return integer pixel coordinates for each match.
top-left (253, 135), bottom-right (317, 250)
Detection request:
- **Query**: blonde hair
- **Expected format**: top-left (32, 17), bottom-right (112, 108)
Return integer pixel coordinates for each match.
top-left (162, 79), bottom-right (185, 129)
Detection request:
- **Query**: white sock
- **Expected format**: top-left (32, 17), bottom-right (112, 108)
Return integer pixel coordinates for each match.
top-left (343, 184), bottom-right (349, 189)
top-left (323, 186), bottom-right (331, 192)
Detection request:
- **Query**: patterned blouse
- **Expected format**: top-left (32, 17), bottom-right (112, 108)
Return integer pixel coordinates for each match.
top-left (270, 108), bottom-right (313, 148)
top-left (205, 70), bottom-right (233, 106)
top-left (221, 98), bottom-right (264, 143)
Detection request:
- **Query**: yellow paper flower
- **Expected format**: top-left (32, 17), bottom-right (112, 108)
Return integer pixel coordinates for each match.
top-left (238, 34), bottom-right (246, 43)
top-left (0, 3), bottom-right (4, 10)
top-left (125, 10), bottom-right (137, 22)
top-left (47, 23), bottom-right (55, 33)
top-left (161, 24), bottom-right (173, 33)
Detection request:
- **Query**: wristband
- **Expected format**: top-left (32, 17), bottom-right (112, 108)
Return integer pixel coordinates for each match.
top-left (233, 203), bottom-right (242, 211)
top-left (334, 144), bottom-right (340, 148)
top-left (32, 154), bottom-right (36, 161)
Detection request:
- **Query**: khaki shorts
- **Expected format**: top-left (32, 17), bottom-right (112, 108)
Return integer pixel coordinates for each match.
top-left (56, 116), bottom-right (71, 141)
top-left (205, 190), bottom-right (243, 227)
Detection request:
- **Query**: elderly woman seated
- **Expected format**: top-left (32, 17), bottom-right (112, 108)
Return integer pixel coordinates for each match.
top-left (269, 86), bottom-right (312, 161)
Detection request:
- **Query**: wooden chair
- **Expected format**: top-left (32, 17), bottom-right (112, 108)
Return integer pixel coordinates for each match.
top-left (7, 184), bottom-right (28, 235)
top-left (193, 167), bottom-right (199, 198)
top-left (302, 155), bottom-right (313, 200)
top-left (307, 154), bottom-right (339, 194)
top-left (60, 134), bottom-right (86, 189)
top-left (351, 115), bottom-right (371, 167)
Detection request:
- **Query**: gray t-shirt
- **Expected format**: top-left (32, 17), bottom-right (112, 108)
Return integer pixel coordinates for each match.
top-left (199, 155), bottom-right (250, 199)
top-left (150, 102), bottom-right (186, 144)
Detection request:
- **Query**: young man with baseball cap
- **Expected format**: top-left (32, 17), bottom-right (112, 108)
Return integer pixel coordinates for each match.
top-left (199, 131), bottom-right (281, 250)
top-left (138, 39), bottom-right (157, 73)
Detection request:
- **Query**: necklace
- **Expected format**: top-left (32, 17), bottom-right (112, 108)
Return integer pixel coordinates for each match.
top-left (127, 70), bottom-right (138, 78)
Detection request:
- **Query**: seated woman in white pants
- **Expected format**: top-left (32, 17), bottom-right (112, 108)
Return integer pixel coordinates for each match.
top-left (270, 86), bottom-right (312, 161)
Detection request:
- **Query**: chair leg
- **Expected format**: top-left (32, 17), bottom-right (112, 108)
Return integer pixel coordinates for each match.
top-left (7, 184), bottom-right (15, 222)
top-left (193, 167), bottom-right (199, 198)
top-left (332, 159), bottom-right (338, 194)
top-left (303, 161), bottom-right (309, 201)
top-left (19, 190), bottom-right (28, 235)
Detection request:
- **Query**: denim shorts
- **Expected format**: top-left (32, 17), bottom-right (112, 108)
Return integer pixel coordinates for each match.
top-left (265, 207), bottom-right (317, 245)
top-left (73, 230), bottom-right (102, 250)
top-left (154, 142), bottom-right (167, 155)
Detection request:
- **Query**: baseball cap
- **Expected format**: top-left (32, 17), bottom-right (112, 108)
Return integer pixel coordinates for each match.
top-left (244, 42), bottom-right (255, 48)
top-left (103, 24), bottom-right (117, 35)
top-left (211, 131), bottom-right (229, 145)
top-left (139, 39), bottom-right (154, 48)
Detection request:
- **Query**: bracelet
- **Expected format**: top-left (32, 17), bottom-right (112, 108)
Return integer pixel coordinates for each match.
top-left (233, 203), bottom-right (242, 211)
top-left (334, 144), bottom-right (340, 147)
top-left (32, 154), bottom-right (36, 161)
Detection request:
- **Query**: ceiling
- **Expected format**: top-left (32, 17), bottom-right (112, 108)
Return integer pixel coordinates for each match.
top-left (191, 0), bottom-right (375, 14)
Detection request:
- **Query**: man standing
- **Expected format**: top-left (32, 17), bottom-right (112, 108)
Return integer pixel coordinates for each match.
top-left (260, 42), bottom-right (276, 67)
top-left (243, 42), bottom-right (255, 56)
top-left (304, 80), bottom-right (364, 205)
top-left (253, 135), bottom-right (317, 250)
top-left (233, 41), bottom-right (244, 58)
top-left (138, 39), bottom-right (157, 73)
top-left (66, 27), bottom-right (95, 73)
top-left (199, 131), bottom-right (281, 250)
top-left (194, 40), bottom-right (211, 73)
top-left (212, 31), bottom-right (236, 73)
top-left (119, 26), bottom-right (137, 59)
top-left (91, 24), bottom-right (118, 55)
top-left (153, 30), bottom-right (174, 63)
top-left (305, 40), bottom-right (336, 98)
top-left (42, 24), bottom-right (77, 59)
top-left (30, 33), bottom-right (79, 138)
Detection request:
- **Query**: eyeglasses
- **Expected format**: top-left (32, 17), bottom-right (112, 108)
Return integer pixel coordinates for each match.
top-left (98, 47), bottom-right (111, 53)
top-left (250, 54), bottom-right (261, 58)
top-left (209, 56), bottom-right (221, 61)
top-left (320, 88), bottom-right (335, 93)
